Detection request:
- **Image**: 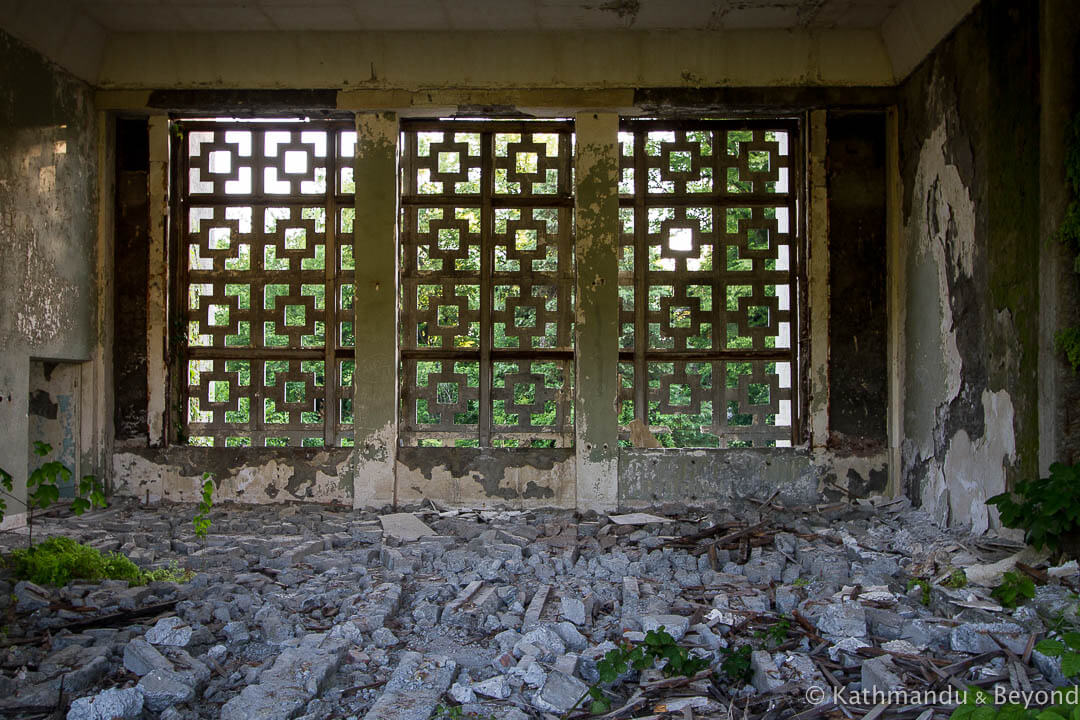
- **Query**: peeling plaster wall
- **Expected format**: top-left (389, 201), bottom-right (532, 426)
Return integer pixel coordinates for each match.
top-left (113, 448), bottom-right (353, 505)
top-left (0, 29), bottom-right (98, 527)
top-left (619, 449), bottom-right (887, 508)
top-left (898, 0), bottom-right (1039, 532)
top-left (396, 448), bottom-right (575, 510)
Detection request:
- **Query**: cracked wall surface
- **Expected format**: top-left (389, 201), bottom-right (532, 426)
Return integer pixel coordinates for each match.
top-left (0, 29), bottom-right (98, 527)
top-left (898, 0), bottom-right (1039, 532)
top-left (113, 448), bottom-right (353, 505)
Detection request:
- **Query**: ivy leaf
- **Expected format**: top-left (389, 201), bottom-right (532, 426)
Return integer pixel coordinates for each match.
top-left (589, 699), bottom-right (611, 714)
top-left (32, 441), bottom-right (51, 457)
top-left (0, 468), bottom-right (12, 493)
top-left (1060, 652), bottom-right (1080, 678)
top-left (71, 497), bottom-right (90, 515)
top-left (1037, 711), bottom-right (1069, 720)
top-left (30, 484), bottom-right (60, 509)
top-left (1037, 639), bottom-right (1066, 657)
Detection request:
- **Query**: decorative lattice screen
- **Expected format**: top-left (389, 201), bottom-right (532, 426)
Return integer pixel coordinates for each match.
top-left (179, 120), bottom-right (355, 447)
top-left (617, 120), bottom-right (803, 448)
top-left (399, 121), bottom-right (575, 448)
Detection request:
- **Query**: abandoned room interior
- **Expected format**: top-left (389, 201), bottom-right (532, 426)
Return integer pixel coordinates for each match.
top-left (3, 0), bottom-right (1080, 718)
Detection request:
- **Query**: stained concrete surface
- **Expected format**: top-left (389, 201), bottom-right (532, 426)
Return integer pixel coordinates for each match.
top-left (898, 0), bottom-right (1039, 532)
top-left (0, 29), bottom-right (98, 526)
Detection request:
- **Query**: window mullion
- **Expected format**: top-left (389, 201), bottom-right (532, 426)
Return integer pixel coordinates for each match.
top-left (633, 129), bottom-right (648, 427)
top-left (479, 131), bottom-right (494, 447)
top-left (323, 130), bottom-right (339, 448)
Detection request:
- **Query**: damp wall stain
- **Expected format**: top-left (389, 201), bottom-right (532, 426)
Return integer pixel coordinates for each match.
top-left (898, 1), bottom-right (1038, 532)
top-left (0, 29), bottom-right (97, 520)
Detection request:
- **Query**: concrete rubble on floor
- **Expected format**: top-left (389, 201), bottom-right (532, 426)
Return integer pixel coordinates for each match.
top-left (1, 495), bottom-right (1078, 720)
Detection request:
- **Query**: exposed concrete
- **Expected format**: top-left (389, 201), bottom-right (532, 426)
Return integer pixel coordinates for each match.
top-left (96, 30), bottom-right (895, 90)
top-left (880, 0), bottom-right (979, 81)
top-left (28, 360), bottom-right (80, 497)
top-left (943, 389), bottom-right (1015, 535)
top-left (807, 110), bottom-right (829, 447)
top-left (395, 448), bottom-right (574, 509)
top-left (898, 1), bottom-right (1040, 531)
top-left (4, 0), bottom-right (981, 92)
top-left (112, 448), bottom-right (352, 504)
top-left (618, 448), bottom-right (887, 508)
top-left (353, 112), bottom-right (399, 509)
top-left (886, 107), bottom-right (904, 497)
top-left (89, 108), bottom-right (115, 493)
top-left (573, 112), bottom-right (620, 512)
top-left (1039, 0), bottom-right (1080, 470)
top-left (146, 116), bottom-right (168, 447)
top-left (0, 29), bottom-right (99, 525)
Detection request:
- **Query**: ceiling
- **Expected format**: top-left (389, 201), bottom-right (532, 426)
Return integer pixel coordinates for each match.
top-left (68, 0), bottom-right (906, 32)
top-left (0, 0), bottom-right (978, 87)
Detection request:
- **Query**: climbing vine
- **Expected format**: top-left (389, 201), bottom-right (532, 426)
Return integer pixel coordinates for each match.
top-left (1055, 113), bottom-right (1080, 372)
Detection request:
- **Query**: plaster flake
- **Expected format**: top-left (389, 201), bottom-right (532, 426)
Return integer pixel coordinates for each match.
top-left (905, 119), bottom-right (973, 425)
top-left (355, 419), bottom-right (396, 507)
top-left (16, 232), bottom-right (78, 346)
top-left (942, 389), bottom-right (1015, 534)
top-left (922, 465), bottom-right (950, 528)
top-left (113, 451), bottom-right (346, 505)
top-left (356, 115), bottom-right (397, 160)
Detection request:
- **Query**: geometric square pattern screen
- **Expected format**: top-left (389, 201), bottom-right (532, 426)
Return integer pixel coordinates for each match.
top-left (399, 121), bottom-right (575, 447)
top-left (180, 120), bottom-right (356, 447)
top-left (617, 120), bottom-right (801, 448)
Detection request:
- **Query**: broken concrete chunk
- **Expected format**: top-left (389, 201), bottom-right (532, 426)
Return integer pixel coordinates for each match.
top-left (816, 601), bottom-right (867, 638)
top-left (522, 584), bottom-right (550, 632)
top-left (552, 621), bottom-right (588, 652)
top-left (640, 614), bottom-right (690, 641)
top-left (66, 686), bottom-right (144, 720)
top-left (223, 620), bottom-right (250, 644)
top-left (351, 583), bottom-right (402, 633)
top-left (363, 652), bottom-right (456, 720)
top-left (518, 625), bottom-right (566, 662)
top-left (608, 513), bottom-right (672, 525)
top-left (950, 622), bottom-right (1028, 655)
top-left (559, 595), bottom-right (586, 626)
top-left (371, 627), bottom-right (398, 648)
top-left (448, 682), bottom-right (476, 704)
top-left (123, 637), bottom-right (172, 676)
top-left (1033, 647), bottom-right (1069, 686)
top-left (532, 670), bottom-right (588, 713)
top-left (471, 674), bottom-right (511, 699)
top-left (220, 636), bottom-right (348, 720)
top-left (137, 669), bottom-right (195, 713)
top-left (145, 616), bottom-right (193, 647)
top-left (15, 581), bottom-right (51, 613)
top-left (861, 655), bottom-right (904, 695)
top-left (750, 651), bottom-right (784, 693)
top-left (378, 513), bottom-right (436, 542)
top-left (442, 581), bottom-right (501, 630)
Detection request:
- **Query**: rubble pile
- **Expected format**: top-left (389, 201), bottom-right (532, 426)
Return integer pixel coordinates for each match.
top-left (1, 495), bottom-right (1077, 720)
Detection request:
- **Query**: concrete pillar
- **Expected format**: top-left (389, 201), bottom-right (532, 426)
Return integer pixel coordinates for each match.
top-left (353, 112), bottom-right (399, 508)
top-left (886, 107), bottom-right (905, 496)
top-left (146, 116), bottom-right (169, 447)
top-left (807, 110), bottom-right (830, 448)
top-left (91, 110), bottom-right (115, 487)
top-left (573, 112), bottom-right (620, 512)
top-left (1039, 0), bottom-right (1080, 470)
